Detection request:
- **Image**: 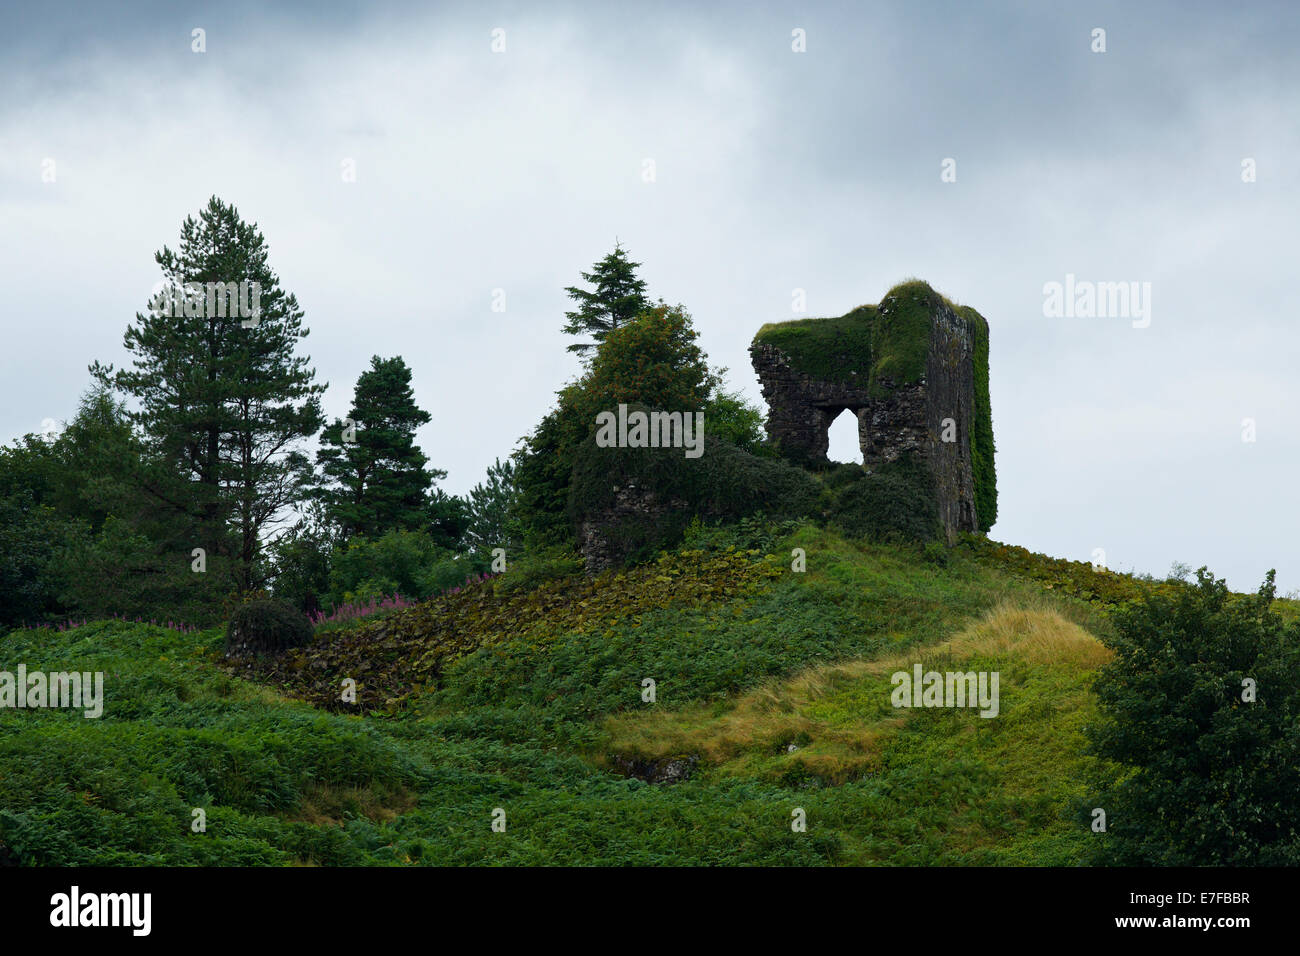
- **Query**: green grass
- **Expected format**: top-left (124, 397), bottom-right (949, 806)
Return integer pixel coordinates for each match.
top-left (752, 279), bottom-right (977, 396)
top-left (0, 521), bottom-right (1219, 866)
top-left (754, 304), bottom-right (878, 388)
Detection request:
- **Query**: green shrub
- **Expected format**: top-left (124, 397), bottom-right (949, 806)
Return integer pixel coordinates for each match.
top-left (1085, 569), bottom-right (1300, 865)
top-left (961, 304), bottom-right (997, 531)
top-left (492, 548), bottom-right (585, 595)
top-left (225, 598), bottom-right (314, 657)
top-left (703, 388), bottom-right (772, 456)
top-left (823, 454), bottom-right (939, 542)
top-left (349, 576), bottom-right (401, 604)
top-left (567, 428), bottom-right (818, 566)
top-left (423, 552), bottom-right (493, 595)
top-left (681, 513), bottom-right (803, 555)
top-left (819, 462), bottom-right (868, 490)
top-left (328, 530), bottom-right (449, 605)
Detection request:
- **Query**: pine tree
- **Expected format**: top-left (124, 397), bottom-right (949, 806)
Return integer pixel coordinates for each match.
top-left (464, 457), bottom-right (519, 553)
top-left (316, 355), bottom-right (440, 540)
top-left (561, 242), bottom-right (651, 356)
top-left (100, 196), bottom-right (325, 592)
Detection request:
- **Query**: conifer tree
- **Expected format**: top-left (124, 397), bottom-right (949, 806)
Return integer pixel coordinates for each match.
top-left (315, 355), bottom-right (440, 540)
top-left (463, 457), bottom-right (518, 553)
top-left (98, 196), bottom-right (325, 592)
top-left (561, 242), bottom-right (651, 356)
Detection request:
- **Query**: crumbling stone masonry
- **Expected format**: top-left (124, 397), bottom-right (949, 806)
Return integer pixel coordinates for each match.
top-left (750, 281), bottom-right (995, 541)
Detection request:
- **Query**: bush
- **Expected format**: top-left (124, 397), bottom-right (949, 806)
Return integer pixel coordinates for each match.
top-left (225, 598), bottom-right (314, 658)
top-left (567, 429), bottom-right (818, 566)
top-left (702, 388), bottom-right (771, 457)
top-left (492, 548), bottom-right (585, 595)
top-left (1085, 568), bottom-right (1300, 865)
top-left (819, 462), bottom-right (868, 490)
top-left (423, 552), bottom-right (493, 595)
top-left (682, 513), bottom-right (803, 555)
top-left (822, 454), bottom-right (939, 542)
top-left (327, 530), bottom-right (448, 607)
top-left (266, 506), bottom-right (335, 616)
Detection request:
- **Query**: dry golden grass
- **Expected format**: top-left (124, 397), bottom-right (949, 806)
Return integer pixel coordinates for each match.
top-left (284, 781), bottom-right (418, 827)
top-left (938, 598), bottom-right (1111, 670)
top-left (600, 599), bottom-right (1110, 784)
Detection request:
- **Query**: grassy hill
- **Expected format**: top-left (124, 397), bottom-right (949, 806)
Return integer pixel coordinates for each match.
top-left (2, 523), bottom-right (1275, 866)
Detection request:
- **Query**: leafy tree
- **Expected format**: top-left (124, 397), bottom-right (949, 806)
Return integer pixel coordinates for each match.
top-left (463, 457), bottom-right (519, 553)
top-left (327, 530), bottom-right (449, 606)
top-left (562, 242), bottom-right (651, 356)
top-left (514, 304), bottom-right (719, 547)
top-left (1085, 568), bottom-right (1300, 864)
top-left (0, 434), bottom-right (59, 506)
top-left (97, 196), bottom-right (324, 592)
top-left (52, 516), bottom-right (232, 626)
top-left (559, 303), bottom-right (719, 442)
top-left (0, 388), bottom-right (210, 626)
top-left (266, 500), bottom-right (338, 615)
top-left (511, 408), bottom-right (573, 550)
top-left (29, 386), bottom-right (169, 545)
top-left (0, 492), bottom-right (67, 627)
top-left (316, 355), bottom-right (438, 541)
top-left (702, 387), bottom-right (769, 456)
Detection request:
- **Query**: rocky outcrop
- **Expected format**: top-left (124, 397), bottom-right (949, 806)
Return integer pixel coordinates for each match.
top-left (610, 754), bottom-right (699, 785)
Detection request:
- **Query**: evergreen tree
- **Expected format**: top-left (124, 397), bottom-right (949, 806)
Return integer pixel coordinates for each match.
top-left (316, 355), bottom-right (439, 540)
top-left (427, 487), bottom-right (471, 552)
top-left (464, 457), bottom-right (519, 553)
top-left (98, 196), bottom-right (325, 592)
top-left (0, 386), bottom-right (233, 626)
top-left (49, 385), bottom-right (146, 532)
top-left (0, 489), bottom-right (65, 627)
top-left (561, 242), bottom-right (651, 356)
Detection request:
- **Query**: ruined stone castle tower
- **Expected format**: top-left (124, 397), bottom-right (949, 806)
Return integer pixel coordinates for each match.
top-left (749, 280), bottom-right (996, 541)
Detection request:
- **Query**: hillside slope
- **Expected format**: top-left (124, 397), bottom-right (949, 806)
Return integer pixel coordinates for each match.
top-left (0, 524), bottom-right (1218, 866)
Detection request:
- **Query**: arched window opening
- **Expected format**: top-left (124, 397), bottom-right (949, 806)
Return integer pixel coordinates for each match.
top-left (826, 409), bottom-right (862, 464)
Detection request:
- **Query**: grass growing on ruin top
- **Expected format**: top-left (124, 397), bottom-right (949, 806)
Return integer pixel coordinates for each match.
top-left (752, 279), bottom-right (968, 394)
top-left (754, 304), bottom-right (878, 389)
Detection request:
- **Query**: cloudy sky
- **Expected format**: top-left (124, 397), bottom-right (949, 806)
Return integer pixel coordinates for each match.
top-left (2, 0), bottom-right (1296, 593)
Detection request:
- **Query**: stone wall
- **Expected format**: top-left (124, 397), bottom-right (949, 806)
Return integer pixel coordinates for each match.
top-left (750, 293), bottom-right (983, 542)
top-left (575, 480), bottom-right (685, 573)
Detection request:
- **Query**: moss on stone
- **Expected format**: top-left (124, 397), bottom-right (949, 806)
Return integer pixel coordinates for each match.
top-left (754, 305), bottom-right (877, 390)
top-left (752, 279), bottom-right (997, 533)
top-left (752, 280), bottom-right (945, 396)
top-left (959, 304), bottom-right (996, 532)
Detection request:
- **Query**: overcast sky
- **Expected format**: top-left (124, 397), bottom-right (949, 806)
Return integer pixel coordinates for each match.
top-left (2, 0), bottom-right (1296, 593)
